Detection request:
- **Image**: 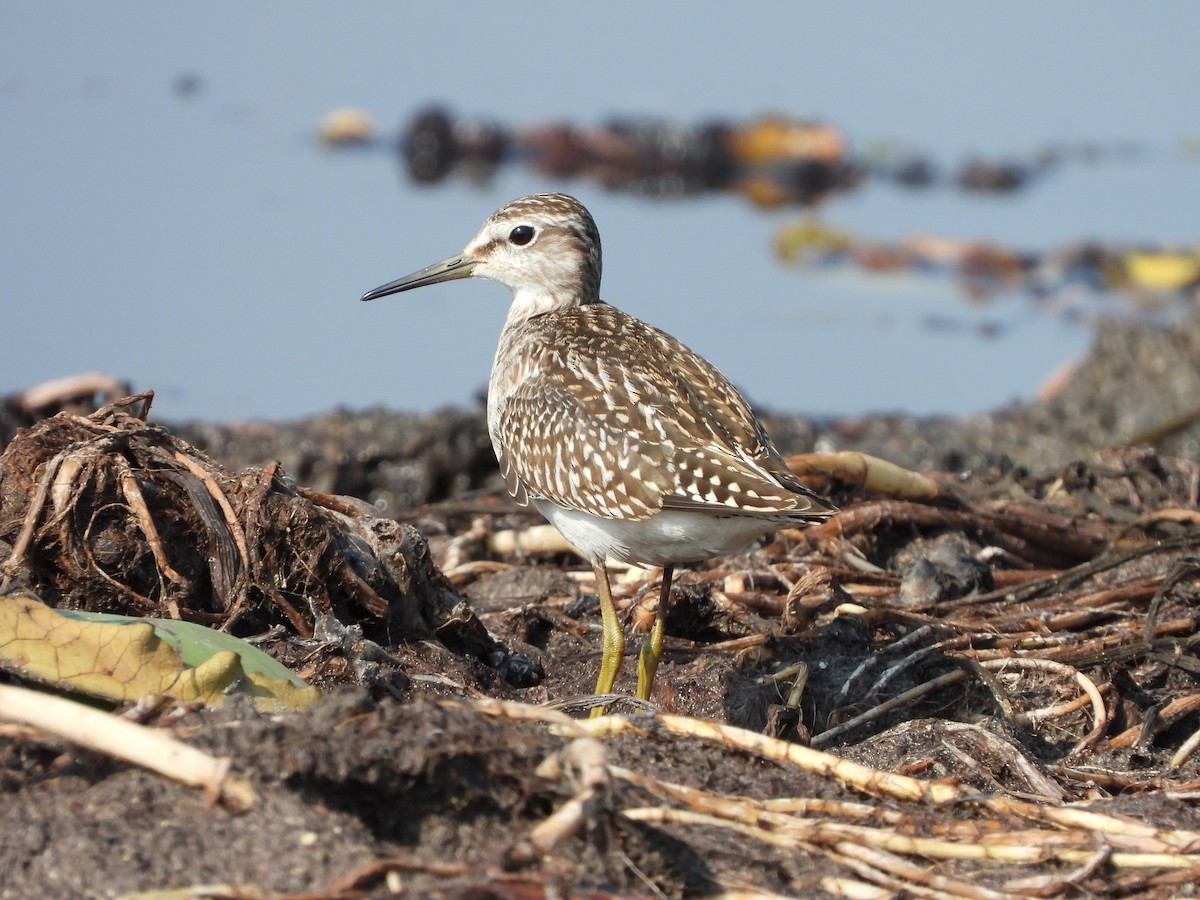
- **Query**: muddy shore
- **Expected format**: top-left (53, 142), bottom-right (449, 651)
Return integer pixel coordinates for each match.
top-left (1, 315), bottom-right (1199, 898)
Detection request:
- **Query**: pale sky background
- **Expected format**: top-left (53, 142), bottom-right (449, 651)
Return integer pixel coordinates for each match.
top-left (2, 3), bottom-right (1197, 422)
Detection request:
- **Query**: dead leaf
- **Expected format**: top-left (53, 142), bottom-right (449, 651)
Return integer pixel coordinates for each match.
top-left (0, 591), bottom-right (317, 711)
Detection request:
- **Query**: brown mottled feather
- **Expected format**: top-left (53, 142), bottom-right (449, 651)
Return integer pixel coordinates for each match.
top-left (493, 303), bottom-right (830, 522)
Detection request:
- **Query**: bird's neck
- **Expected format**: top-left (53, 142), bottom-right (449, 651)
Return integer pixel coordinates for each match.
top-left (504, 285), bottom-right (599, 327)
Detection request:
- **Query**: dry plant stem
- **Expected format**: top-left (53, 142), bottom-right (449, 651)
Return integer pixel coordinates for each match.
top-left (0, 684), bottom-right (254, 811)
top-left (481, 702), bottom-right (1200, 890)
top-left (611, 766), bottom-right (903, 827)
top-left (812, 669), bottom-right (969, 749)
top-left (441, 558), bottom-right (513, 586)
top-left (830, 841), bottom-right (1013, 900)
top-left (1170, 721), bottom-right (1200, 771)
top-left (861, 632), bottom-right (946, 697)
top-left (785, 451), bottom-right (941, 501)
top-left (587, 710), bottom-right (1198, 849)
top-left (115, 458), bottom-right (187, 589)
top-left (461, 696), bottom-right (589, 737)
top-left (700, 633), bottom-right (769, 654)
top-left (625, 808), bottom-right (1014, 900)
top-left (822, 854), bottom-right (970, 900)
top-left (452, 698), bottom-right (607, 867)
top-left (48, 454), bottom-right (87, 526)
top-left (0, 446), bottom-right (69, 578)
top-left (114, 459), bottom-right (186, 619)
top-left (579, 712), bottom-right (963, 804)
top-left (173, 450), bottom-right (252, 584)
top-left (624, 805), bottom-right (1200, 871)
top-left (976, 657), bottom-right (1107, 755)
top-left (820, 878), bottom-right (898, 900)
top-left (981, 796), bottom-right (1194, 847)
top-left (966, 533), bottom-right (1200, 607)
top-left (1109, 693), bottom-right (1200, 749)
top-left (713, 884), bottom-right (802, 900)
top-left (936, 721), bottom-right (1066, 802)
top-left (323, 857), bottom-right (468, 894)
top-left (835, 624), bottom-right (945, 704)
top-left (1040, 615), bottom-right (1199, 668)
top-left (945, 576), bottom-right (1160, 642)
top-left (1143, 555), bottom-right (1200, 643)
top-left (16, 371), bottom-right (127, 412)
top-left (987, 576), bottom-right (1160, 632)
top-left (1003, 846), bottom-right (1112, 897)
top-left (1021, 681), bottom-right (1112, 725)
top-left (1129, 507), bottom-right (1200, 530)
top-left (489, 523), bottom-right (574, 557)
top-left (803, 500), bottom-right (1107, 569)
top-left (971, 501), bottom-right (1111, 562)
top-left (510, 736), bottom-right (610, 866)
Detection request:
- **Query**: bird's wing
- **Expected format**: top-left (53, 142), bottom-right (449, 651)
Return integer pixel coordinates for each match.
top-left (494, 310), bottom-right (835, 522)
top-left (653, 353), bottom-right (835, 520)
top-left (494, 378), bottom-right (673, 521)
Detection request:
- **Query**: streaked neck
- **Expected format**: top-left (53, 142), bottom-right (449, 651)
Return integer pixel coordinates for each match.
top-left (504, 285), bottom-right (591, 326)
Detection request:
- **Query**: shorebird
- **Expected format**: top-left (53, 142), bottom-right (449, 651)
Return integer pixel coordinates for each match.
top-left (362, 193), bottom-right (836, 712)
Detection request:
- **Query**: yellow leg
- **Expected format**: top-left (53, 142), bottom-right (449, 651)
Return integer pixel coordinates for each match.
top-left (636, 565), bottom-right (674, 701)
top-left (590, 563), bottom-right (625, 717)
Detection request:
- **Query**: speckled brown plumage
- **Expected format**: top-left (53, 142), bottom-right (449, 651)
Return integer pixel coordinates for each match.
top-left (362, 192), bottom-right (837, 709)
top-left (491, 301), bottom-right (829, 522)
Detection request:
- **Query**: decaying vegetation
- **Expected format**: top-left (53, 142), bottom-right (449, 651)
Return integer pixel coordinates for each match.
top-left (1, 387), bottom-right (1199, 898)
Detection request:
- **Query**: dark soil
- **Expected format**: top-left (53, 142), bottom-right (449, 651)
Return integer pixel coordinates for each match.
top-left (2, 316), bottom-right (1200, 898)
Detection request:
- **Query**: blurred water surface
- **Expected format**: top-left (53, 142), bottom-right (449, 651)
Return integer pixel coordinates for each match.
top-left (1, 3), bottom-right (1197, 421)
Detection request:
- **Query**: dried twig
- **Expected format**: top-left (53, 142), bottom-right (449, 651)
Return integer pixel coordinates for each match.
top-left (0, 683), bottom-right (254, 811)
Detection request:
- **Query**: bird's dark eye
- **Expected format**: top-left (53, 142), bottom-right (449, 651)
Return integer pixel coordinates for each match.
top-left (509, 225), bottom-right (535, 246)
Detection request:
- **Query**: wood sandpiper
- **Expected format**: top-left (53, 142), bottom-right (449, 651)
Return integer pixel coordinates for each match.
top-left (362, 193), bottom-right (837, 712)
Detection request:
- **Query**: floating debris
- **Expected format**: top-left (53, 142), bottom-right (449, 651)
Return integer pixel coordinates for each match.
top-left (316, 106), bottom-right (379, 147)
top-left (777, 219), bottom-right (1200, 323)
top-left (320, 104), bottom-right (1172, 210)
top-left (319, 105), bottom-right (856, 206)
top-left (317, 105), bottom-right (1196, 319)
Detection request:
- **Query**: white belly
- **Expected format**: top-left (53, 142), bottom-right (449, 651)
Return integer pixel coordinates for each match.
top-left (533, 499), bottom-right (780, 567)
